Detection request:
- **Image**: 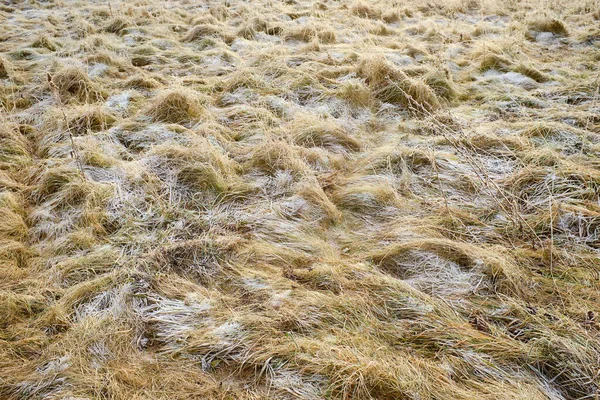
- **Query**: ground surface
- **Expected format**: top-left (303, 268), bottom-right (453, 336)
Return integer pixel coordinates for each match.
top-left (1, 0), bottom-right (600, 399)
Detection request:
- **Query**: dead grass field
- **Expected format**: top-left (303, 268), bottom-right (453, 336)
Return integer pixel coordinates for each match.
top-left (1, 0), bottom-right (599, 398)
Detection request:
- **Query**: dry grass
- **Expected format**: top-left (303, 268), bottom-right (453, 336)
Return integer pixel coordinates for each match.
top-left (50, 67), bottom-right (104, 103)
top-left (144, 89), bottom-right (204, 124)
top-left (529, 18), bottom-right (569, 36)
top-left (1, 0), bottom-right (599, 399)
top-left (291, 115), bottom-right (362, 152)
top-left (358, 54), bottom-right (441, 113)
top-left (68, 107), bottom-right (117, 136)
top-left (0, 56), bottom-right (12, 79)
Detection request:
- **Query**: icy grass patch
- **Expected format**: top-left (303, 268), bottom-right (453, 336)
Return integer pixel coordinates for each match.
top-left (74, 284), bottom-right (135, 321)
top-left (114, 124), bottom-right (194, 151)
top-left (141, 294), bottom-right (213, 351)
top-left (242, 277), bottom-right (269, 290)
top-left (211, 321), bottom-right (242, 340)
top-left (395, 250), bottom-right (483, 299)
top-left (271, 289), bottom-right (292, 308)
top-left (535, 32), bottom-right (555, 44)
top-left (269, 369), bottom-right (327, 399)
top-left (483, 70), bottom-right (538, 89)
top-left (105, 91), bottom-right (132, 113)
top-left (88, 63), bottom-right (108, 78)
top-left (37, 356), bottom-right (70, 375)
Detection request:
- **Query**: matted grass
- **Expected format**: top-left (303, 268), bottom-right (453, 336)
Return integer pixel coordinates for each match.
top-left (0, 0), bottom-right (599, 399)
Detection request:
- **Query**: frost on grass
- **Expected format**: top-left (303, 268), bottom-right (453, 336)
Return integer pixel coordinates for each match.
top-left (1, 0), bottom-right (600, 399)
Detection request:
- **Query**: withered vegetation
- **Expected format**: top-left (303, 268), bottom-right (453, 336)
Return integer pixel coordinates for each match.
top-left (0, 0), bottom-right (599, 399)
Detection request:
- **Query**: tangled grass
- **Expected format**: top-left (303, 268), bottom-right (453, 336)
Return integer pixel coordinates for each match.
top-left (0, 0), bottom-right (599, 399)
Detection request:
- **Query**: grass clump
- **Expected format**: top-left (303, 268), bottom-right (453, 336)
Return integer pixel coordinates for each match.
top-left (124, 74), bottom-right (161, 89)
top-left (0, 193), bottom-right (27, 240)
top-left (529, 18), bottom-right (569, 36)
top-left (424, 71), bottom-right (458, 101)
top-left (102, 16), bottom-right (130, 34)
top-left (338, 80), bottom-right (374, 107)
top-left (476, 51), bottom-right (512, 72)
top-left (513, 64), bottom-right (549, 82)
top-left (521, 123), bottom-right (562, 138)
top-left (31, 165), bottom-right (82, 200)
top-left (291, 115), bottom-right (361, 152)
top-left (333, 177), bottom-right (400, 213)
top-left (68, 107), bottom-right (117, 136)
top-left (150, 141), bottom-right (239, 193)
top-left (287, 25), bottom-right (337, 44)
top-left (236, 25), bottom-right (256, 40)
top-left (145, 90), bottom-right (204, 124)
top-left (358, 55), bottom-right (441, 113)
top-left (50, 67), bottom-right (102, 103)
top-left (350, 2), bottom-right (382, 19)
top-left (182, 24), bottom-right (234, 43)
top-left (247, 141), bottom-right (309, 176)
top-left (31, 35), bottom-right (59, 51)
top-left (0, 124), bottom-right (30, 170)
top-left (0, 57), bottom-right (11, 79)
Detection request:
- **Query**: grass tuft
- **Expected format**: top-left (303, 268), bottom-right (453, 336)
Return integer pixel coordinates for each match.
top-left (477, 51), bottom-right (512, 71)
top-left (103, 16), bottom-right (130, 34)
top-left (350, 2), bottom-right (382, 19)
top-left (0, 123), bottom-right (30, 170)
top-left (529, 18), bottom-right (569, 36)
top-left (68, 107), bottom-right (117, 136)
top-left (50, 67), bottom-right (102, 103)
top-left (182, 24), bottom-right (234, 43)
top-left (513, 64), bottom-right (549, 82)
top-left (425, 71), bottom-right (458, 101)
top-left (150, 141), bottom-right (239, 193)
top-left (145, 90), bottom-right (204, 124)
top-left (31, 35), bottom-right (59, 51)
top-left (124, 74), bottom-right (162, 89)
top-left (358, 55), bottom-right (441, 113)
top-left (0, 56), bottom-right (11, 79)
top-left (287, 25), bottom-right (337, 43)
top-left (236, 25), bottom-right (256, 40)
top-left (291, 115), bottom-right (361, 152)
